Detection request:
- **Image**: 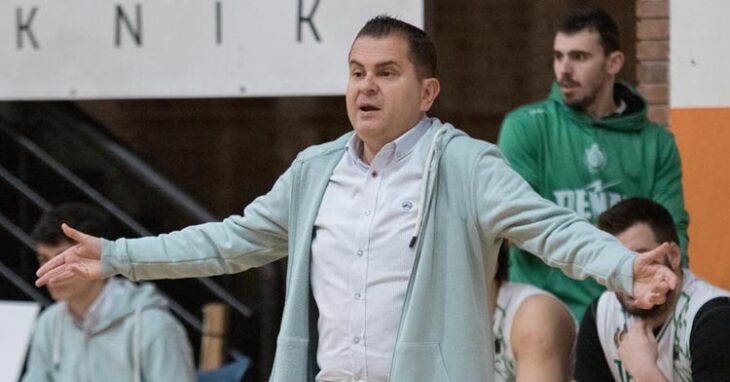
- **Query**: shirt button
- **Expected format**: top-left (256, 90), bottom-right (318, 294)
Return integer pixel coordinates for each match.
top-left (354, 292), bottom-right (362, 300)
top-left (356, 250), bottom-right (364, 257)
top-left (371, 171), bottom-right (378, 177)
top-left (354, 376), bottom-right (361, 381)
top-left (353, 336), bottom-right (360, 344)
top-left (364, 210), bottom-right (371, 216)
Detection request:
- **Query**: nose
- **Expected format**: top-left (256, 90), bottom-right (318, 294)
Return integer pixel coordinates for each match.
top-left (359, 73), bottom-right (378, 94)
top-left (556, 57), bottom-right (573, 78)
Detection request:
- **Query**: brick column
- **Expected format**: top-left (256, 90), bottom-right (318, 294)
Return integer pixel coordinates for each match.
top-left (636, 0), bottom-right (670, 125)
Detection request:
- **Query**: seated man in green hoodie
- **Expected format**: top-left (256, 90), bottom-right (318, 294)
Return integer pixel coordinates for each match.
top-left (22, 203), bottom-right (195, 382)
top-left (498, 5), bottom-right (689, 320)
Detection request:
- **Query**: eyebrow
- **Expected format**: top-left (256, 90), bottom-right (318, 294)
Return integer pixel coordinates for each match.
top-left (554, 48), bottom-right (590, 53)
top-left (348, 59), bottom-right (401, 69)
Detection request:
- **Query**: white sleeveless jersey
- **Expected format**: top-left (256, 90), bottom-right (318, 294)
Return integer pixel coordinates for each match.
top-left (492, 282), bottom-right (574, 382)
top-left (595, 271), bottom-right (730, 382)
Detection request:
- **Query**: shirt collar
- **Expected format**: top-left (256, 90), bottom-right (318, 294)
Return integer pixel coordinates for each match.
top-left (345, 117), bottom-right (433, 168)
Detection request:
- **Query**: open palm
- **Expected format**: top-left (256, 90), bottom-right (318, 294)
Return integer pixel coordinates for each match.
top-left (36, 224), bottom-right (104, 287)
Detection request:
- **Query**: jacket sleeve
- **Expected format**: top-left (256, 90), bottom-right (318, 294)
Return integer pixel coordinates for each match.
top-left (473, 145), bottom-right (635, 294)
top-left (21, 320), bottom-right (52, 382)
top-left (140, 310), bottom-right (196, 382)
top-left (497, 110), bottom-right (542, 191)
top-left (102, 164), bottom-right (293, 280)
top-left (653, 131), bottom-right (690, 266)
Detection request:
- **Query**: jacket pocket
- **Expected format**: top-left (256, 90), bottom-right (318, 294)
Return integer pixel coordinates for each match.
top-left (269, 336), bottom-right (310, 382)
top-left (389, 342), bottom-right (451, 382)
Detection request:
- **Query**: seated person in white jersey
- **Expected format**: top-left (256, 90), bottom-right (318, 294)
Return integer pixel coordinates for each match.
top-left (574, 198), bottom-right (730, 381)
top-left (491, 244), bottom-right (576, 382)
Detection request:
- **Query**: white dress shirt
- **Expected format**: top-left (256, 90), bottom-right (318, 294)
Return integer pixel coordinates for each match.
top-left (311, 118), bottom-right (432, 382)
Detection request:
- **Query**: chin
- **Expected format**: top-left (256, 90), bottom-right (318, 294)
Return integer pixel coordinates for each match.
top-left (354, 122), bottom-right (385, 137)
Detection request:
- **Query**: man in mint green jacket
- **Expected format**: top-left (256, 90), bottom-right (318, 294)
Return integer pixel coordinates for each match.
top-left (498, 6), bottom-right (688, 320)
top-left (37, 16), bottom-right (678, 382)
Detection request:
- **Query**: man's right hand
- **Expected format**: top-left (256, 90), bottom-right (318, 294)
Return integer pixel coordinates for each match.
top-left (35, 224), bottom-right (104, 287)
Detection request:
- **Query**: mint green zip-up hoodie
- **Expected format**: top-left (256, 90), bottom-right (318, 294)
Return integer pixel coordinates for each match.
top-left (22, 278), bottom-right (195, 382)
top-left (498, 82), bottom-right (689, 320)
top-left (102, 120), bottom-right (637, 381)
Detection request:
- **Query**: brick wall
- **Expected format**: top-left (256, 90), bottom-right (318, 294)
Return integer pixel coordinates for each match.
top-left (636, 0), bottom-right (670, 124)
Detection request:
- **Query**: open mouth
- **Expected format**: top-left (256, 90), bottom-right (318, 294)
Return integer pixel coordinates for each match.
top-left (559, 81), bottom-right (579, 90)
top-left (359, 105), bottom-right (380, 112)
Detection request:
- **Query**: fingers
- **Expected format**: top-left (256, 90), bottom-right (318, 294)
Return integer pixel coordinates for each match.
top-left (47, 269), bottom-right (78, 287)
top-left (36, 262), bottom-right (68, 287)
top-left (639, 242), bottom-right (672, 264)
top-left (62, 223), bottom-right (91, 244)
top-left (635, 293), bottom-right (665, 309)
top-left (36, 261), bottom-right (87, 287)
top-left (36, 251), bottom-right (67, 279)
top-left (635, 277), bottom-right (670, 309)
top-left (662, 267), bottom-right (677, 290)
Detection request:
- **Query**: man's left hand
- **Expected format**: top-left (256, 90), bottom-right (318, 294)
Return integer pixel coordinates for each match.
top-left (618, 320), bottom-right (668, 382)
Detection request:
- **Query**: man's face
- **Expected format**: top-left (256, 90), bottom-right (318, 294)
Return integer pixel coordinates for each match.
top-left (614, 223), bottom-right (677, 319)
top-left (553, 29), bottom-right (614, 110)
top-left (36, 241), bottom-right (92, 302)
top-left (346, 35), bottom-right (435, 149)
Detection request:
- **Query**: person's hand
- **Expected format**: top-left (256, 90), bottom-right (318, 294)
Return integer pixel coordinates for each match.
top-left (632, 242), bottom-right (678, 309)
top-left (618, 320), bottom-right (668, 382)
top-left (35, 224), bottom-right (104, 287)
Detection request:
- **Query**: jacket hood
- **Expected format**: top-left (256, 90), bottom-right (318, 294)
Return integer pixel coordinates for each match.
top-left (548, 81), bottom-right (651, 132)
top-left (80, 277), bottom-right (168, 335)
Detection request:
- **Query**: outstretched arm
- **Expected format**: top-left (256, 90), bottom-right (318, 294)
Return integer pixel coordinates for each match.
top-left (474, 145), bottom-right (677, 308)
top-left (511, 294), bottom-right (576, 382)
top-left (38, 164), bottom-right (293, 286)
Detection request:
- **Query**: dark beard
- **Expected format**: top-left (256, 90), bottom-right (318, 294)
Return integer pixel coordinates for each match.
top-left (619, 296), bottom-right (672, 319)
top-left (564, 92), bottom-right (596, 111)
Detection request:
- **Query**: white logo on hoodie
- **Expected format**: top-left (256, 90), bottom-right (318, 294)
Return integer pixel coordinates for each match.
top-left (584, 143), bottom-right (607, 173)
top-left (553, 180), bottom-right (623, 220)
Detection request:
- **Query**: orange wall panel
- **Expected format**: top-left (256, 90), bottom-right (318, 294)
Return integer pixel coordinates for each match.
top-left (672, 108), bottom-right (730, 289)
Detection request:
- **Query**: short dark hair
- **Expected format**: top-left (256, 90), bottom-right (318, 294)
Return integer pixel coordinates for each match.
top-left (557, 5), bottom-right (621, 54)
top-left (31, 203), bottom-right (115, 246)
top-left (355, 15), bottom-right (437, 79)
top-left (597, 198), bottom-right (679, 245)
top-left (495, 242), bottom-right (510, 285)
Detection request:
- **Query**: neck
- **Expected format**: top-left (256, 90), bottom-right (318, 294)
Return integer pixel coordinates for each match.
top-left (66, 281), bottom-right (106, 321)
top-left (362, 141), bottom-right (384, 165)
top-left (586, 80), bottom-right (618, 119)
top-left (359, 114), bottom-right (426, 164)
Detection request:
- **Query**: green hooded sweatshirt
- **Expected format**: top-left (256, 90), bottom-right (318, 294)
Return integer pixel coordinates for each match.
top-left (498, 82), bottom-right (689, 320)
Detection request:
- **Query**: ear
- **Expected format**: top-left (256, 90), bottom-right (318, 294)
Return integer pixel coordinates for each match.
top-left (420, 78), bottom-right (441, 112)
top-left (668, 242), bottom-right (682, 270)
top-left (606, 51), bottom-right (625, 76)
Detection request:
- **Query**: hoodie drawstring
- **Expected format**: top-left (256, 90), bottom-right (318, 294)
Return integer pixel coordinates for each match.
top-left (409, 125), bottom-right (448, 248)
top-left (52, 313), bottom-right (62, 370)
top-left (133, 308), bottom-right (142, 382)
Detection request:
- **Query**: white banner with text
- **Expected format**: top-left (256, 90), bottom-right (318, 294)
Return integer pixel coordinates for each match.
top-left (1, 1), bottom-right (423, 100)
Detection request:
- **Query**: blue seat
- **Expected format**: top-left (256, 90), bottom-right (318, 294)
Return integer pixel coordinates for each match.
top-left (196, 357), bottom-right (252, 382)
